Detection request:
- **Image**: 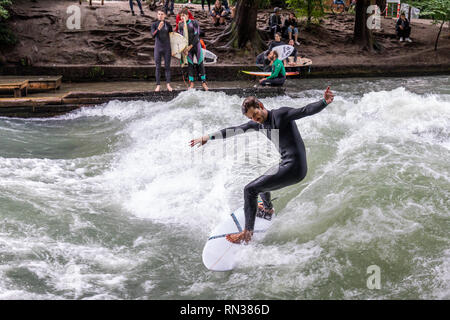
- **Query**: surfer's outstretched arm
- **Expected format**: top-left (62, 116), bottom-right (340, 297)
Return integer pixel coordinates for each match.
top-left (281, 86), bottom-right (334, 122)
top-left (189, 121), bottom-right (259, 148)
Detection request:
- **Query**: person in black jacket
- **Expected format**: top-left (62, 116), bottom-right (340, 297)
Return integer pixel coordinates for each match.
top-left (269, 7), bottom-right (282, 38)
top-left (396, 12), bottom-right (412, 42)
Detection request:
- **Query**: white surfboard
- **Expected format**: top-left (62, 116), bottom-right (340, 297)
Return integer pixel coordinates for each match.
top-left (193, 49), bottom-right (218, 65)
top-left (260, 44), bottom-right (295, 61)
top-left (169, 32), bottom-right (188, 60)
top-left (202, 203), bottom-right (275, 271)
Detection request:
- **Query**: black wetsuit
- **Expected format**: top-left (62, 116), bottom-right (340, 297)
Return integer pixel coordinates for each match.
top-left (210, 99), bottom-right (328, 231)
top-left (151, 20), bottom-right (173, 85)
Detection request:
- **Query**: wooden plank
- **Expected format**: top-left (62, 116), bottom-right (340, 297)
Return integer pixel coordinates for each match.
top-left (0, 76), bottom-right (62, 91)
top-left (0, 96), bottom-right (62, 107)
top-left (0, 80), bottom-right (29, 97)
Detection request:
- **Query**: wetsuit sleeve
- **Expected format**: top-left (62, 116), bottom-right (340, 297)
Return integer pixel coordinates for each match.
top-left (168, 23), bottom-right (173, 33)
top-left (267, 60), bottom-right (282, 79)
top-left (280, 99), bottom-right (328, 123)
top-left (209, 121), bottom-right (260, 140)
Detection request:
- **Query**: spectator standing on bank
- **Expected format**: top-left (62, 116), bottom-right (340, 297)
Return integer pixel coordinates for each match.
top-left (129, 0), bottom-right (144, 16)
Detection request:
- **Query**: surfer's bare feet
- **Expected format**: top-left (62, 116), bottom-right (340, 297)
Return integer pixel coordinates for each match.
top-left (202, 82), bottom-right (209, 91)
top-left (189, 81), bottom-right (195, 90)
top-left (226, 229), bottom-right (253, 244)
top-left (167, 84), bottom-right (173, 92)
top-left (154, 85), bottom-right (161, 92)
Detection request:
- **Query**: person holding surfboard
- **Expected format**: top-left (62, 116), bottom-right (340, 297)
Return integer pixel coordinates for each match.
top-left (178, 8), bottom-right (209, 91)
top-left (190, 88), bottom-right (335, 244)
top-left (255, 32), bottom-right (285, 72)
top-left (284, 39), bottom-right (298, 66)
top-left (259, 50), bottom-right (286, 87)
top-left (151, 10), bottom-right (173, 92)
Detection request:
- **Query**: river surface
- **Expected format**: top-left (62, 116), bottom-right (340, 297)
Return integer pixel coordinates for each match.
top-left (0, 76), bottom-right (449, 299)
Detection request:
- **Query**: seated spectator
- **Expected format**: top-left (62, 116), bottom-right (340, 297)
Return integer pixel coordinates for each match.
top-left (284, 39), bottom-right (298, 66)
top-left (269, 7), bottom-right (282, 38)
top-left (268, 32), bottom-right (285, 51)
top-left (211, 0), bottom-right (229, 26)
top-left (256, 33), bottom-right (285, 72)
top-left (333, 0), bottom-right (346, 13)
top-left (396, 12), bottom-right (412, 42)
top-left (284, 12), bottom-right (300, 45)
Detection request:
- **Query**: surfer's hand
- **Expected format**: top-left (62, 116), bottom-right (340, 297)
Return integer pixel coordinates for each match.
top-left (226, 229), bottom-right (253, 244)
top-left (158, 21), bottom-right (164, 30)
top-left (324, 86), bottom-right (334, 104)
top-left (259, 78), bottom-right (265, 84)
top-left (189, 135), bottom-right (209, 148)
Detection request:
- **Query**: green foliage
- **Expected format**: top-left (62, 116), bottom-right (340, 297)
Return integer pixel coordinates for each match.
top-left (0, 0), bottom-right (14, 47)
top-left (405, 0), bottom-right (450, 23)
top-left (405, 0), bottom-right (450, 50)
top-left (0, 0), bottom-right (12, 21)
top-left (286, 0), bottom-right (325, 25)
top-left (259, 0), bottom-right (272, 9)
top-left (0, 23), bottom-right (16, 46)
top-left (89, 66), bottom-right (105, 79)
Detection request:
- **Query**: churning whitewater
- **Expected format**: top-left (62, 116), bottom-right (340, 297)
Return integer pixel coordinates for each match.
top-left (0, 76), bottom-right (449, 299)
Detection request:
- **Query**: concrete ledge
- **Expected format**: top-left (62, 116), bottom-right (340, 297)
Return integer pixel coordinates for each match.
top-left (1, 63), bottom-right (449, 82)
top-left (0, 86), bottom-right (285, 117)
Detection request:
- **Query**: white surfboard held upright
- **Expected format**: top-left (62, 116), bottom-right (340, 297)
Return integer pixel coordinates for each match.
top-left (202, 206), bottom-right (275, 271)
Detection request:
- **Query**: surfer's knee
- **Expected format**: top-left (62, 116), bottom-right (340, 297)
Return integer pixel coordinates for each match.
top-left (292, 165), bottom-right (307, 182)
top-left (244, 183), bottom-right (259, 198)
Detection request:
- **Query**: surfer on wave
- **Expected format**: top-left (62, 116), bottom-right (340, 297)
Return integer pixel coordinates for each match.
top-left (190, 87), bottom-right (334, 244)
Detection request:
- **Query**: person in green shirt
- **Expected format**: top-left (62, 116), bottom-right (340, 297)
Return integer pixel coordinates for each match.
top-left (259, 50), bottom-right (286, 87)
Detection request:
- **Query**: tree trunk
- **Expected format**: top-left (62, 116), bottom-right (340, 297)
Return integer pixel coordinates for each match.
top-left (307, 0), bottom-right (312, 25)
top-left (214, 0), bottom-right (266, 52)
top-left (354, 0), bottom-right (378, 51)
top-left (435, 20), bottom-right (445, 51)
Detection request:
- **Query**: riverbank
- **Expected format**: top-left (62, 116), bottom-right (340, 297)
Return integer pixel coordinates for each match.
top-left (1, 62), bottom-right (449, 82)
top-left (1, 0), bottom-right (449, 79)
